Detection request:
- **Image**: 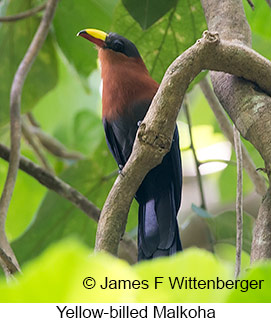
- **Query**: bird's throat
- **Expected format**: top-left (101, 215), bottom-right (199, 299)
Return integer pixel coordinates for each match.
top-left (99, 49), bottom-right (159, 121)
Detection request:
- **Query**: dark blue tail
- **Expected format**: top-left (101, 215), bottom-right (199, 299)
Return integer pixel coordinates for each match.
top-left (136, 127), bottom-right (182, 260)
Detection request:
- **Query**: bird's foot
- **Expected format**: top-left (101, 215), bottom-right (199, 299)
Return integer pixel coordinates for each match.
top-left (118, 164), bottom-right (124, 177)
top-left (137, 120), bottom-right (142, 127)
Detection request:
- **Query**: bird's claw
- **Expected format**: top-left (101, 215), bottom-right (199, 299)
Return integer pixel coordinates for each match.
top-left (118, 164), bottom-right (124, 177)
top-left (137, 120), bottom-right (142, 127)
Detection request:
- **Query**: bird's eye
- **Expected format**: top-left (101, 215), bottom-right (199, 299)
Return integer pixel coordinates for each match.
top-left (113, 40), bottom-right (124, 53)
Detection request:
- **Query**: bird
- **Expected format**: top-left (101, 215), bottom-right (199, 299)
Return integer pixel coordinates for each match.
top-left (77, 28), bottom-right (183, 260)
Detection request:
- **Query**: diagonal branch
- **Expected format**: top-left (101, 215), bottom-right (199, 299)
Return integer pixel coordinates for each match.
top-left (199, 77), bottom-right (267, 197)
top-left (0, 3), bottom-right (46, 23)
top-left (31, 126), bottom-right (84, 160)
top-left (0, 143), bottom-right (137, 264)
top-left (0, 144), bottom-right (99, 222)
top-left (22, 119), bottom-right (54, 173)
top-left (0, 247), bottom-right (19, 275)
top-left (0, 0), bottom-right (59, 277)
top-left (95, 29), bottom-right (271, 255)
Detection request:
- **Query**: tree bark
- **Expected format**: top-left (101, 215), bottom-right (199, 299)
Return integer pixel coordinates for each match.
top-left (201, 0), bottom-right (271, 262)
top-left (251, 188), bottom-right (271, 262)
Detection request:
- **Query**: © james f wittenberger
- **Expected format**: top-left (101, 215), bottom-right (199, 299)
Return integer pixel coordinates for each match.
top-left (82, 276), bottom-right (264, 292)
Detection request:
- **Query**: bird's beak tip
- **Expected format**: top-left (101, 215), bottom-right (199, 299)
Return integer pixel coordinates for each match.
top-left (76, 28), bottom-right (107, 47)
top-left (76, 30), bottom-right (84, 37)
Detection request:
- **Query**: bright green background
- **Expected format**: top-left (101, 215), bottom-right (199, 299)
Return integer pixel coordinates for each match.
top-left (0, 239), bottom-right (270, 302)
top-left (0, 0), bottom-right (270, 302)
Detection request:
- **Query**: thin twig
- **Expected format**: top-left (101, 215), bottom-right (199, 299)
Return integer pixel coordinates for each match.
top-left (0, 143), bottom-right (99, 222)
top-left (27, 112), bottom-right (40, 127)
top-left (33, 127), bottom-right (84, 160)
top-left (0, 3), bottom-right (46, 22)
top-left (0, 0), bottom-right (59, 278)
top-left (247, 0), bottom-right (255, 10)
top-left (233, 125), bottom-right (243, 278)
top-left (183, 99), bottom-right (207, 209)
top-left (22, 119), bottom-right (54, 173)
top-left (102, 169), bottom-right (119, 181)
top-left (0, 247), bottom-right (19, 275)
top-left (26, 113), bottom-right (84, 160)
top-left (199, 78), bottom-right (267, 197)
top-left (266, 0), bottom-right (271, 8)
top-left (0, 143), bottom-right (137, 263)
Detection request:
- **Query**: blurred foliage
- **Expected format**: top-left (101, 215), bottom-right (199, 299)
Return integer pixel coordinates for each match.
top-left (0, 147), bottom-right (46, 241)
top-left (122, 0), bottom-right (178, 30)
top-left (214, 243), bottom-right (250, 276)
top-left (0, 239), bottom-right (271, 302)
top-left (11, 141), bottom-right (114, 265)
top-left (206, 211), bottom-right (254, 253)
top-left (243, 0), bottom-right (271, 39)
top-left (243, 0), bottom-right (271, 59)
top-left (113, 0), bottom-right (207, 82)
top-left (0, 0), bottom-right (58, 126)
top-left (0, 0), bottom-right (271, 301)
top-left (53, 0), bottom-right (118, 78)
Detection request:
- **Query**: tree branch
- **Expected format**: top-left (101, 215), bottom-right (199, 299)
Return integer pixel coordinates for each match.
top-left (95, 29), bottom-right (271, 255)
top-left (233, 125), bottom-right (243, 278)
top-left (0, 3), bottom-right (46, 23)
top-left (247, 0), bottom-right (255, 10)
top-left (32, 126), bottom-right (85, 160)
top-left (251, 187), bottom-right (271, 262)
top-left (22, 119), bottom-right (54, 173)
top-left (201, 0), bottom-right (271, 169)
top-left (25, 113), bottom-right (84, 160)
top-left (201, 0), bottom-right (271, 262)
top-left (0, 247), bottom-right (19, 275)
top-left (0, 143), bottom-right (137, 264)
top-left (199, 78), bottom-right (267, 197)
top-left (0, 0), bottom-right (59, 277)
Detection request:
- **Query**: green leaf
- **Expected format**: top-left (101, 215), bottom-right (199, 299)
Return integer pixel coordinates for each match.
top-left (1, 240), bottom-right (270, 302)
top-left (218, 139), bottom-right (256, 203)
top-left (11, 140), bottom-right (117, 265)
top-left (191, 203), bottom-right (212, 218)
top-left (135, 248), bottom-right (231, 302)
top-left (186, 80), bottom-right (218, 127)
top-left (122, 0), bottom-right (177, 30)
top-left (0, 148), bottom-right (46, 241)
top-left (53, 0), bottom-right (118, 77)
top-left (214, 243), bottom-right (250, 275)
top-left (0, 239), bottom-right (138, 302)
top-left (112, 0), bottom-right (206, 83)
top-left (227, 261), bottom-right (271, 302)
top-left (251, 33), bottom-right (271, 60)
top-left (0, 0), bottom-right (58, 127)
top-left (32, 58), bottom-right (100, 135)
top-left (72, 109), bottom-right (104, 155)
top-left (205, 211), bottom-right (254, 253)
top-left (243, 0), bottom-right (271, 39)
